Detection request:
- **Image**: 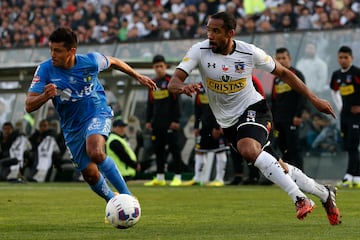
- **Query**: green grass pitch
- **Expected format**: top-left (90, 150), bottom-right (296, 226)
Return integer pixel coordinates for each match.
top-left (1, 182), bottom-right (359, 240)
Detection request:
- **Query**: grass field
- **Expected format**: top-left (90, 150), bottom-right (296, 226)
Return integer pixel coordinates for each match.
top-left (0, 181), bottom-right (359, 240)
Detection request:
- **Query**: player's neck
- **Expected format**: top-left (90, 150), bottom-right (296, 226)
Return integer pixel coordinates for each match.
top-left (223, 40), bottom-right (235, 55)
top-left (63, 55), bottom-right (76, 69)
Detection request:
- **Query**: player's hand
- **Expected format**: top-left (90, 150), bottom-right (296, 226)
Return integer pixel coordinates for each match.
top-left (169, 122), bottom-right (180, 130)
top-left (212, 128), bottom-right (223, 139)
top-left (351, 105), bottom-right (360, 114)
top-left (182, 83), bottom-right (201, 97)
top-left (44, 83), bottom-right (57, 99)
top-left (137, 75), bottom-right (157, 91)
top-left (312, 98), bottom-right (336, 119)
top-left (145, 122), bottom-right (152, 131)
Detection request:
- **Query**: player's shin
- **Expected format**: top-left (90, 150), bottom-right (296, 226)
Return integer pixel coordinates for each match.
top-left (90, 173), bottom-right (115, 202)
top-left (98, 156), bottom-right (131, 195)
top-left (254, 151), bottom-right (306, 202)
top-left (287, 163), bottom-right (328, 202)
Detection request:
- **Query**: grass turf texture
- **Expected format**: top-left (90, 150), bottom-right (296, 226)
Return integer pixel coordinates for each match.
top-left (0, 182), bottom-right (359, 240)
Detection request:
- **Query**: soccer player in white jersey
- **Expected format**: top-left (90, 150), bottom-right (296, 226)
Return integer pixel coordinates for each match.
top-left (168, 11), bottom-right (341, 225)
top-left (25, 27), bottom-right (156, 204)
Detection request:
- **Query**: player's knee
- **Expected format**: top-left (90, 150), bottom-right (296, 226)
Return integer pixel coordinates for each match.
top-left (237, 139), bottom-right (261, 162)
top-left (87, 149), bottom-right (106, 164)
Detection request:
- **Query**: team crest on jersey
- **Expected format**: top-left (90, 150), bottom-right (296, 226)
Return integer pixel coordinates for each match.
top-left (221, 75), bottom-right (232, 82)
top-left (235, 62), bottom-right (245, 73)
top-left (346, 75), bottom-right (352, 83)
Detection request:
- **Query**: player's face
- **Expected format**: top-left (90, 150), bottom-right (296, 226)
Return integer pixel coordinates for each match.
top-left (275, 52), bottom-right (291, 68)
top-left (206, 18), bottom-right (233, 55)
top-left (49, 42), bottom-right (76, 68)
top-left (153, 61), bottom-right (167, 78)
top-left (337, 52), bottom-right (353, 69)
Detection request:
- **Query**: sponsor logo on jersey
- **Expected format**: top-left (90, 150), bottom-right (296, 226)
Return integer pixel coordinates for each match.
top-left (32, 76), bottom-right (40, 83)
top-left (339, 84), bottom-right (354, 96)
top-left (199, 94), bottom-right (209, 104)
top-left (234, 62), bottom-right (245, 73)
top-left (182, 57), bottom-right (190, 62)
top-left (206, 77), bottom-right (246, 94)
top-left (207, 62), bottom-right (216, 68)
top-left (274, 82), bottom-right (292, 94)
top-left (152, 89), bottom-right (169, 99)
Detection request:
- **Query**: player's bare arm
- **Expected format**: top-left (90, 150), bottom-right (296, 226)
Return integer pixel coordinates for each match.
top-left (168, 69), bottom-right (201, 96)
top-left (272, 60), bottom-right (336, 118)
top-left (25, 83), bottom-right (57, 113)
top-left (107, 56), bottom-right (157, 91)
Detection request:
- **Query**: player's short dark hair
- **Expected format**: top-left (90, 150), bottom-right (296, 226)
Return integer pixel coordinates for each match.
top-left (152, 54), bottom-right (166, 64)
top-left (276, 47), bottom-right (290, 56)
top-left (210, 12), bottom-right (236, 32)
top-left (49, 27), bottom-right (78, 49)
top-left (338, 46), bottom-right (352, 55)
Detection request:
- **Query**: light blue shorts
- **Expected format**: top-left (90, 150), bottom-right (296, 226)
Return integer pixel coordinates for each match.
top-left (64, 117), bottom-right (112, 171)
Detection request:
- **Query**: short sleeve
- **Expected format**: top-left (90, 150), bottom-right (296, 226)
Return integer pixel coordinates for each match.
top-left (252, 45), bottom-right (276, 73)
top-left (176, 42), bottom-right (201, 75)
top-left (28, 64), bottom-right (47, 94)
top-left (89, 52), bottom-right (110, 72)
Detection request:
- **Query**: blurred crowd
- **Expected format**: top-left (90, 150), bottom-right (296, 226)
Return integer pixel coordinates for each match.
top-left (1, 0), bottom-right (360, 49)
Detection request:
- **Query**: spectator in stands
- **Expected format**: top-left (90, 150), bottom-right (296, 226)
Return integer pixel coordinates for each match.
top-left (297, 6), bottom-right (314, 30)
top-left (244, 0), bottom-right (266, 16)
top-left (181, 14), bottom-right (198, 38)
top-left (157, 17), bottom-right (181, 40)
top-left (0, 122), bottom-right (31, 181)
top-left (296, 42), bottom-right (328, 99)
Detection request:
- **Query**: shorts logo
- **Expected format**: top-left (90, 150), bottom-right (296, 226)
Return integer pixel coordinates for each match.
top-left (246, 110), bottom-right (256, 122)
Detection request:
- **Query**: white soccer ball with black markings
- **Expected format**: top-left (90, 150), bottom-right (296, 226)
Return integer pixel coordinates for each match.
top-left (105, 194), bottom-right (141, 229)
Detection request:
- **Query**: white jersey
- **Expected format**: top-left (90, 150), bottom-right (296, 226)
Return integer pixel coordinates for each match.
top-left (177, 39), bottom-right (276, 128)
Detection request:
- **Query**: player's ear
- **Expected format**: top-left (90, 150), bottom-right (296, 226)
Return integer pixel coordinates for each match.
top-left (227, 29), bottom-right (235, 38)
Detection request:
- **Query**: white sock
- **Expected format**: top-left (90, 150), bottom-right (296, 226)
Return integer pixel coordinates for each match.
top-left (215, 151), bottom-right (227, 182)
top-left (173, 174), bottom-right (181, 181)
top-left (343, 173), bottom-right (354, 182)
top-left (194, 153), bottom-right (205, 182)
top-left (353, 176), bottom-right (360, 184)
top-left (287, 163), bottom-right (328, 202)
top-left (254, 151), bottom-right (306, 202)
top-left (157, 173), bottom-right (165, 181)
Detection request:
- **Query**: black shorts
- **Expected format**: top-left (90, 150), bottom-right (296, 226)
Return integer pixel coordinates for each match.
top-left (222, 99), bottom-right (272, 149)
top-left (195, 127), bottom-right (224, 151)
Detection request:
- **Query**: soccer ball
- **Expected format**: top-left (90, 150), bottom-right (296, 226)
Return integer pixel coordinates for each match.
top-left (105, 194), bottom-right (141, 229)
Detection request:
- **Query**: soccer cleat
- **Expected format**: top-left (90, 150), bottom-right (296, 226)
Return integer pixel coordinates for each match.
top-left (206, 180), bottom-right (224, 187)
top-left (169, 177), bottom-right (182, 186)
top-left (322, 185), bottom-right (341, 225)
top-left (336, 179), bottom-right (353, 188)
top-left (182, 179), bottom-right (198, 186)
top-left (144, 178), bottom-right (166, 186)
top-left (295, 197), bottom-right (316, 220)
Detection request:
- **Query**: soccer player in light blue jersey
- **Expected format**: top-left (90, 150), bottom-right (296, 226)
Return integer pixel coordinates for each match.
top-left (25, 27), bottom-right (156, 202)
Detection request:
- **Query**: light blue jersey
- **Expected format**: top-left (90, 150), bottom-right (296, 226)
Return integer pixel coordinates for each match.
top-left (28, 52), bottom-right (113, 170)
top-left (29, 52), bottom-right (113, 132)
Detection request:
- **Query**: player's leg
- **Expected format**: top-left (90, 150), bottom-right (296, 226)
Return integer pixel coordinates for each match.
top-left (167, 130), bottom-right (183, 186)
top-left (81, 162), bottom-right (115, 201)
top-left (86, 134), bottom-right (131, 195)
top-left (209, 150), bottom-right (226, 186)
top-left (224, 100), bottom-right (314, 219)
top-left (285, 161), bottom-right (341, 225)
top-left (66, 129), bottom-right (117, 201)
top-left (144, 129), bottom-right (166, 186)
